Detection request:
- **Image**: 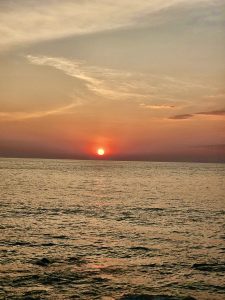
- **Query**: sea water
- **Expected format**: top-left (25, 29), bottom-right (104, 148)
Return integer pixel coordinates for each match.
top-left (0, 158), bottom-right (224, 299)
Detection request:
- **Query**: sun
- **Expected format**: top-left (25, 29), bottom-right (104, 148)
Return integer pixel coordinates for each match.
top-left (97, 148), bottom-right (105, 156)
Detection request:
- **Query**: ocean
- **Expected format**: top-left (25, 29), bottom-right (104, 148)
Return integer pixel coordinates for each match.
top-left (0, 158), bottom-right (224, 300)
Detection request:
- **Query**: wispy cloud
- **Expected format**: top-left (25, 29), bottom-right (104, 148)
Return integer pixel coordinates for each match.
top-left (1, 52), bottom-right (215, 123)
top-left (197, 109), bottom-right (225, 116)
top-left (26, 55), bottom-right (134, 100)
top-left (169, 109), bottom-right (225, 120)
top-left (195, 144), bottom-right (225, 150)
top-left (140, 104), bottom-right (175, 109)
top-left (0, 102), bottom-right (77, 122)
top-left (0, 0), bottom-right (214, 51)
top-left (169, 113), bottom-right (194, 120)
top-left (26, 54), bottom-right (212, 107)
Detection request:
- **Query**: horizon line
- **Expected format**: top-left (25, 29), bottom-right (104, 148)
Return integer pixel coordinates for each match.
top-left (0, 155), bottom-right (224, 164)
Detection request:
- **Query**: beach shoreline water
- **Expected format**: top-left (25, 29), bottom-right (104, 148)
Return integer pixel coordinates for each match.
top-left (0, 158), bottom-right (224, 299)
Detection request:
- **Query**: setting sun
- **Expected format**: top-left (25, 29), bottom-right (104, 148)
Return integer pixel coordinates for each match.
top-left (97, 148), bottom-right (105, 156)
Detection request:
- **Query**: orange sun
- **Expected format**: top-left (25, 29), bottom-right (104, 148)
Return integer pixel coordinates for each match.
top-left (97, 148), bottom-right (105, 156)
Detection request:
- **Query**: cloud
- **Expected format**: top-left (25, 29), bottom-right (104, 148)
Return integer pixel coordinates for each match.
top-left (169, 109), bottom-right (225, 120)
top-left (205, 93), bottom-right (225, 100)
top-left (169, 113), bottom-right (194, 120)
top-left (0, 102), bottom-right (77, 122)
top-left (140, 104), bottom-right (175, 109)
top-left (27, 54), bottom-right (213, 107)
top-left (0, 0), bottom-right (215, 51)
top-left (1, 51), bottom-right (217, 123)
top-left (26, 54), bottom-right (133, 100)
top-left (196, 144), bottom-right (225, 150)
top-left (197, 109), bottom-right (225, 116)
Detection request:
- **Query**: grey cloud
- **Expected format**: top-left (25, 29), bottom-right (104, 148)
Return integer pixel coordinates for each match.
top-left (197, 109), bottom-right (225, 116)
top-left (170, 109), bottom-right (225, 120)
top-left (169, 113), bottom-right (194, 120)
top-left (0, 0), bottom-right (216, 51)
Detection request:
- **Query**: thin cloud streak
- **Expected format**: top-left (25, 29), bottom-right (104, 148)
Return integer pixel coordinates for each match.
top-left (169, 114), bottom-right (194, 120)
top-left (140, 104), bottom-right (175, 109)
top-left (195, 144), bottom-right (225, 150)
top-left (170, 109), bottom-right (225, 120)
top-left (0, 102), bottom-right (77, 122)
top-left (197, 109), bottom-right (225, 116)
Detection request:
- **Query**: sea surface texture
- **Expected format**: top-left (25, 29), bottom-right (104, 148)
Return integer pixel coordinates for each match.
top-left (0, 158), bottom-right (224, 300)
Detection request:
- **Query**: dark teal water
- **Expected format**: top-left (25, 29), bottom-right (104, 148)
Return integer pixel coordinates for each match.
top-left (0, 158), bottom-right (224, 299)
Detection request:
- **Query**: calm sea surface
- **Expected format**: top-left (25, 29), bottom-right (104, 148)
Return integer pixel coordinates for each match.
top-left (0, 158), bottom-right (224, 300)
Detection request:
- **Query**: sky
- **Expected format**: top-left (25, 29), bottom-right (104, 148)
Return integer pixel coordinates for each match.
top-left (0, 0), bottom-right (225, 162)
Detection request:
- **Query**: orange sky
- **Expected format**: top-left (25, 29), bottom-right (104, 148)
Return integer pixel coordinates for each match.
top-left (0, 0), bottom-right (225, 162)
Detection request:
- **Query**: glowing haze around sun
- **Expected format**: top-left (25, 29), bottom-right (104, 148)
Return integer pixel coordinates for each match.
top-left (97, 148), bottom-right (105, 156)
